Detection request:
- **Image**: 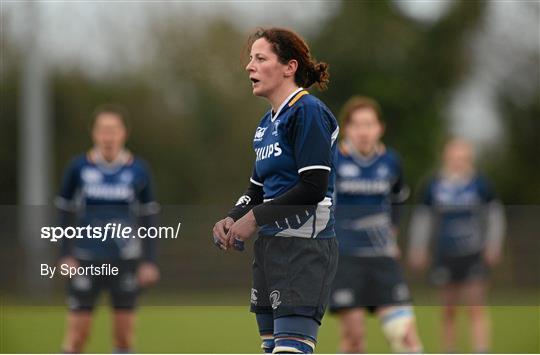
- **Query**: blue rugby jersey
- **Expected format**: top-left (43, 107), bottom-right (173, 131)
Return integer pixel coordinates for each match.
top-left (250, 88), bottom-right (339, 238)
top-left (55, 150), bottom-right (159, 261)
top-left (421, 174), bottom-right (496, 257)
top-left (334, 145), bottom-right (408, 257)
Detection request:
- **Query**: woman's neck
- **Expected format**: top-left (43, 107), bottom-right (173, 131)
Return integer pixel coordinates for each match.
top-left (345, 139), bottom-right (382, 159)
top-left (92, 147), bottom-right (126, 165)
top-left (268, 82), bottom-right (300, 113)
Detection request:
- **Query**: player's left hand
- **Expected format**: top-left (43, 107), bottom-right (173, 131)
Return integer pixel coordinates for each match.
top-left (226, 210), bottom-right (258, 249)
top-left (483, 248), bottom-right (501, 267)
top-left (137, 262), bottom-right (160, 287)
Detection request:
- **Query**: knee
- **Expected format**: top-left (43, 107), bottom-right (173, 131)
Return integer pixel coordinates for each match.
top-left (468, 305), bottom-right (487, 319)
top-left (65, 325), bottom-right (91, 352)
top-left (341, 323), bottom-right (365, 353)
top-left (341, 338), bottom-right (365, 353)
top-left (380, 306), bottom-right (423, 353)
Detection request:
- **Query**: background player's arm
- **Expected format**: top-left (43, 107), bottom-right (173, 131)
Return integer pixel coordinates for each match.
top-left (390, 157), bottom-right (410, 237)
top-left (484, 200), bottom-right (506, 266)
top-left (135, 163), bottom-right (161, 287)
top-left (407, 180), bottom-right (434, 271)
top-left (54, 159), bottom-right (81, 268)
top-left (479, 177), bottom-right (507, 266)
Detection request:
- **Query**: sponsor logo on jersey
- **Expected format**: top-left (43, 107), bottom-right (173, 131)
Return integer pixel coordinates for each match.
top-left (254, 127), bottom-right (268, 142)
top-left (435, 189), bottom-right (479, 206)
top-left (255, 143), bottom-right (282, 161)
top-left (83, 183), bottom-right (134, 200)
top-left (337, 179), bottom-right (390, 194)
top-left (269, 290), bottom-right (281, 309)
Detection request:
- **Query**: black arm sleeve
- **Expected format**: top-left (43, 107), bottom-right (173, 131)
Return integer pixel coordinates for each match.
top-left (227, 182), bottom-right (265, 221)
top-left (139, 213), bottom-right (158, 263)
top-left (252, 169), bottom-right (329, 226)
top-left (58, 209), bottom-right (76, 258)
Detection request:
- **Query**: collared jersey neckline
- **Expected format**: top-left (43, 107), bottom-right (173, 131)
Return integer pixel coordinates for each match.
top-left (271, 87), bottom-right (304, 122)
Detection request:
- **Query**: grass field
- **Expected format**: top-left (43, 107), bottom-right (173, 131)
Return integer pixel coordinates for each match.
top-left (1, 304), bottom-right (539, 353)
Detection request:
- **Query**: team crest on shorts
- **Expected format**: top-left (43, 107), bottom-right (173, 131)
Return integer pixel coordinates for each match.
top-left (250, 288), bottom-right (258, 305)
top-left (393, 283), bottom-right (410, 302)
top-left (269, 290), bottom-right (281, 309)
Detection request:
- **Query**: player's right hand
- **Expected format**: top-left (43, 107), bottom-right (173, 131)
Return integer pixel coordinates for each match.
top-left (407, 249), bottom-right (428, 271)
top-left (212, 217), bottom-right (235, 251)
top-left (58, 256), bottom-right (79, 269)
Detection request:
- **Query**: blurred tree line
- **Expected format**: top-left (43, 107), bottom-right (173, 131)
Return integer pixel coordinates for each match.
top-left (1, 0), bottom-right (538, 205)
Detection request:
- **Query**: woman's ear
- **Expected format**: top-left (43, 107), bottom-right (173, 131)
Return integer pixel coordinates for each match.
top-left (379, 121), bottom-right (386, 138)
top-left (284, 59), bottom-right (298, 78)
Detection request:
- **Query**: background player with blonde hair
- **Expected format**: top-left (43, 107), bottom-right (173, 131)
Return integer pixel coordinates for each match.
top-left (408, 138), bottom-right (506, 353)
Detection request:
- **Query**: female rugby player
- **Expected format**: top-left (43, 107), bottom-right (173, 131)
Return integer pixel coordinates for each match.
top-left (56, 105), bottom-right (160, 353)
top-left (408, 138), bottom-right (506, 353)
top-left (212, 28), bottom-right (339, 354)
top-left (329, 96), bottom-right (422, 353)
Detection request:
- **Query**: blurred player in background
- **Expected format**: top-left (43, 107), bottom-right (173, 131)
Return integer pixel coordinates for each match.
top-left (329, 96), bottom-right (423, 353)
top-left (212, 28), bottom-right (339, 354)
top-left (408, 138), bottom-right (506, 353)
top-left (55, 104), bottom-right (160, 353)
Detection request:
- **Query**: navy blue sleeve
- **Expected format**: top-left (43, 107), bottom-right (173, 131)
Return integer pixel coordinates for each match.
top-left (57, 158), bottom-right (82, 206)
top-left (420, 178), bottom-right (435, 206)
top-left (477, 175), bottom-right (496, 203)
top-left (250, 166), bottom-right (264, 187)
top-left (135, 161), bottom-right (160, 263)
top-left (288, 103), bottom-right (335, 174)
top-left (390, 156), bottom-right (409, 226)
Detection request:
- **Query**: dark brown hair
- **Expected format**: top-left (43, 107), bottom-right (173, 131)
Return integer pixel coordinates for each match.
top-left (90, 103), bottom-right (130, 131)
top-left (246, 27), bottom-right (329, 90)
top-left (339, 96), bottom-right (384, 128)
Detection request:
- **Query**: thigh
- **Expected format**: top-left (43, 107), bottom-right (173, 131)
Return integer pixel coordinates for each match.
top-left (251, 236), bottom-right (272, 314)
top-left (369, 257), bottom-right (411, 308)
top-left (338, 307), bottom-right (365, 332)
top-left (264, 236), bottom-right (338, 323)
top-left (329, 254), bottom-right (368, 312)
top-left (66, 260), bottom-right (102, 311)
top-left (108, 260), bottom-right (139, 310)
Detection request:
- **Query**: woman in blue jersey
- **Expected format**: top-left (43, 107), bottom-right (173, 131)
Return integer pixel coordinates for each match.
top-left (329, 96), bottom-right (422, 353)
top-left (56, 104), bottom-right (160, 353)
top-left (408, 138), bottom-right (506, 353)
top-left (212, 28), bottom-right (339, 354)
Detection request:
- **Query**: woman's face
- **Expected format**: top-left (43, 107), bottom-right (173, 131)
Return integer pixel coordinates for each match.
top-left (443, 139), bottom-right (474, 175)
top-left (92, 113), bottom-right (127, 158)
top-left (345, 107), bottom-right (384, 153)
top-left (245, 38), bottom-right (289, 98)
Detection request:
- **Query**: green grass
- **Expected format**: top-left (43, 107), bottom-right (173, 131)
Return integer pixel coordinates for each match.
top-left (1, 305), bottom-right (538, 353)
